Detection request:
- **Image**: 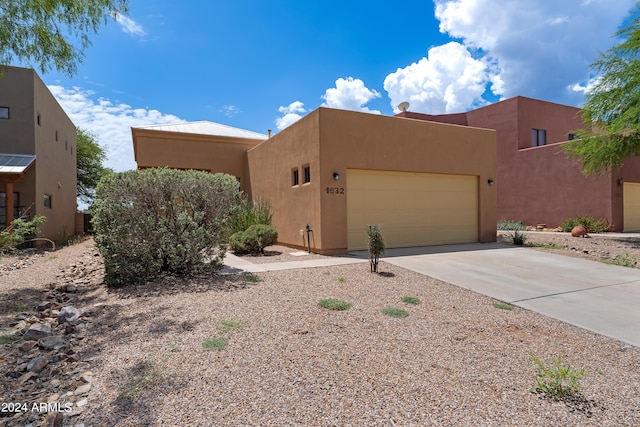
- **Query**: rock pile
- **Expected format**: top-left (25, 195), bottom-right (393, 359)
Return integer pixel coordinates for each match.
top-left (0, 248), bottom-right (103, 427)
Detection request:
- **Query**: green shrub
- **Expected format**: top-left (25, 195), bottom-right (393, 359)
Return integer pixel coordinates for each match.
top-left (493, 302), bottom-right (514, 310)
top-left (0, 215), bottom-right (46, 254)
top-left (530, 355), bottom-right (585, 398)
top-left (560, 215), bottom-right (612, 233)
top-left (227, 197), bottom-right (272, 235)
top-left (91, 168), bottom-right (241, 287)
top-left (497, 219), bottom-right (525, 230)
top-left (367, 225), bottom-right (385, 273)
top-left (401, 296), bottom-right (420, 305)
top-left (608, 252), bottom-right (638, 267)
top-left (202, 337), bottom-right (229, 351)
top-left (318, 298), bottom-right (352, 311)
top-left (499, 219), bottom-right (527, 245)
top-left (229, 224), bottom-right (278, 254)
top-left (382, 307), bottom-right (409, 318)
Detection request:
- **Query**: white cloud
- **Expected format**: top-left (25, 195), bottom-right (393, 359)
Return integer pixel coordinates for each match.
top-left (569, 76), bottom-right (602, 94)
top-left (115, 13), bottom-right (147, 37)
top-left (220, 105), bottom-right (240, 117)
top-left (48, 85), bottom-right (185, 172)
top-left (275, 101), bottom-right (307, 130)
top-left (432, 0), bottom-right (634, 105)
top-left (384, 42), bottom-right (490, 114)
top-left (321, 77), bottom-right (381, 114)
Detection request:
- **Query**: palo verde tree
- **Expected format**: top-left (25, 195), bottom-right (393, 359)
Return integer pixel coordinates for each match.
top-left (0, 0), bottom-right (128, 76)
top-left (76, 128), bottom-right (112, 204)
top-left (564, 2), bottom-right (640, 175)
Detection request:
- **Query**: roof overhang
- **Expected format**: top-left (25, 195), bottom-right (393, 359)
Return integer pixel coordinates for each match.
top-left (0, 154), bottom-right (36, 174)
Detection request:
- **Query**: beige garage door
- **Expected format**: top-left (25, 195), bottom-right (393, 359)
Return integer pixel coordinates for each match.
top-left (347, 169), bottom-right (479, 250)
top-left (624, 182), bottom-right (640, 231)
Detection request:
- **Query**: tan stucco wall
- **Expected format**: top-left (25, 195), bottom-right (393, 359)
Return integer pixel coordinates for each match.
top-left (247, 111), bottom-right (322, 250)
top-left (248, 108), bottom-right (496, 253)
top-left (132, 129), bottom-right (263, 194)
top-left (0, 66), bottom-right (76, 242)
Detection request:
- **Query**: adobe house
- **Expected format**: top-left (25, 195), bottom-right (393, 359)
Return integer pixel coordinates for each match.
top-left (0, 66), bottom-right (77, 242)
top-left (399, 96), bottom-right (640, 232)
top-left (132, 121), bottom-right (268, 194)
top-left (133, 108), bottom-right (497, 254)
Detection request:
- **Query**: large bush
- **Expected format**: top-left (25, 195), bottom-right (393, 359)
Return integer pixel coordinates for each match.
top-left (91, 168), bottom-right (241, 286)
top-left (560, 215), bottom-right (612, 233)
top-left (229, 224), bottom-right (278, 254)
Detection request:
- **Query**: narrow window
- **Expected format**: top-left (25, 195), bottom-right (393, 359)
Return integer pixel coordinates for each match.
top-left (0, 107), bottom-right (9, 119)
top-left (43, 194), bottom-right (52, 209)
top-left (37, 114), bottom-right (41, 126)
top-left (303, 165), bottom-right (311, 184)
top-left (65, 140), bottom-right (68, 151)
top-left (531, 128), bottom-right (547, 147)
top-left (292, 168), bottom-right (299, 186)
top-left (55, 131), bottom-right (58, 141)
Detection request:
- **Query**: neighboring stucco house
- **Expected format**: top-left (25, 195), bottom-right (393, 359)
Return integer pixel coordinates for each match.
top-left (0, 66), bottom-right (77, 242)
top-left (132, 121), bottom-right (268, 194)
top-left (399, 96), bottom-right (640, 232)
top-left (133, 107), bottom-right (497, 254)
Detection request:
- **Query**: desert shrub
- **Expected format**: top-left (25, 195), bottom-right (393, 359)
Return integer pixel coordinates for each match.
top-left (229, 224), bottom-right (278, 254)
top-left (227, 197), bottom-right (272, 235)
top-left (367, 225), bottom-right (385, 273)
top-left (530, 355), bottom-right (585, 399)
top-left (0, 215), bottom-right (46, 254)
top-left (499, 219), bottom-right (527, 245)
top-left (91, 168), bottom-right (240, 287)
top-left (560, 215), bottom-right (612, 233)
top-left (497, 219), bottom-right (525, 230)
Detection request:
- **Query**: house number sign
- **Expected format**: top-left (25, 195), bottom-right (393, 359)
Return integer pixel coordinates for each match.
top-left (325, 187), bottom-right (345, 194)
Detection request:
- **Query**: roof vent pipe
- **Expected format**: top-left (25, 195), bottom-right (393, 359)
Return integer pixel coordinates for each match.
top-left (268, 129), bottom-right (272, 138)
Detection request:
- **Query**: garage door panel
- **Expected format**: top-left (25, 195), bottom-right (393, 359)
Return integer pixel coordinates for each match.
top-left (624, 183), bottom-right (640, 231)
top-left (347, 169), bottom-right (479, 250)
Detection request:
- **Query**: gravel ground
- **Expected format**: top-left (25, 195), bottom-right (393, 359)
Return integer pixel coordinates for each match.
top-left (1, 235), bottom-right (640, 426)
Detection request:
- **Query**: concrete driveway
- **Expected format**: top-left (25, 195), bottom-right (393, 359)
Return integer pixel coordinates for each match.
top-left (352, 243), bottom-right (640, 348)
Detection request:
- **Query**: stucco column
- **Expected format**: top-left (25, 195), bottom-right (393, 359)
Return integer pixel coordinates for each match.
top-left (5, 181), bottom-right (14, 226)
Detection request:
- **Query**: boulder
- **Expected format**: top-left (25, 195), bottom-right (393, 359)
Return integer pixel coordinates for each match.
top-left (571, 224), bottom-right (589, 237)
top-left (23, 323), bottom-right (52, 341)
top-left (39, 335), bottom-right (66, 350)
top-left (58, 306), bottom-right (82, 324)
top-left (26, 356), bottom-right (48, 373)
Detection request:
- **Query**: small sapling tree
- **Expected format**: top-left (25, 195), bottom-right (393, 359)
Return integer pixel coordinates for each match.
top-left (367, 225), bottom-right (385, 273)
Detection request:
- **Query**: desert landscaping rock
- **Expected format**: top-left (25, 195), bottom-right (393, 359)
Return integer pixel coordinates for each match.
top-left (26, 356), bottom-right (48, 373)
top-left (23, 323), bottom-right (52, 341)
top-left (57, 306), bottom-right (82, 324)
top-left (38, 335), bottom-right (66, 350)
top-left (0, 236), bottom-right (639, 426)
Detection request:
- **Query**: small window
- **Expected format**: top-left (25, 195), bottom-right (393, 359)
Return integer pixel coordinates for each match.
top-left (43, 194), bottom-right (52, 209)
top-left (37, 114), bottom-right (41, 126)
top-left (65, 140), bottom-right (68, 151)
top-left (55, 131), bottom-right (58, 141)
top-left (303, 165), bottom-right (311, 184)
top-left (568, 133), bottom-right (578, 141)
top-left (292, 168), bottom-right (299, 186)
top-left (0, 107), bottom-right (9, 119)
top-left (531, 128), bottom-right (547, 147)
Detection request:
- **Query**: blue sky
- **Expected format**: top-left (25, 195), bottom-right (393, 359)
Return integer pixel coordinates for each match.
top-left (33, 0), bottom-right (636, 172)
